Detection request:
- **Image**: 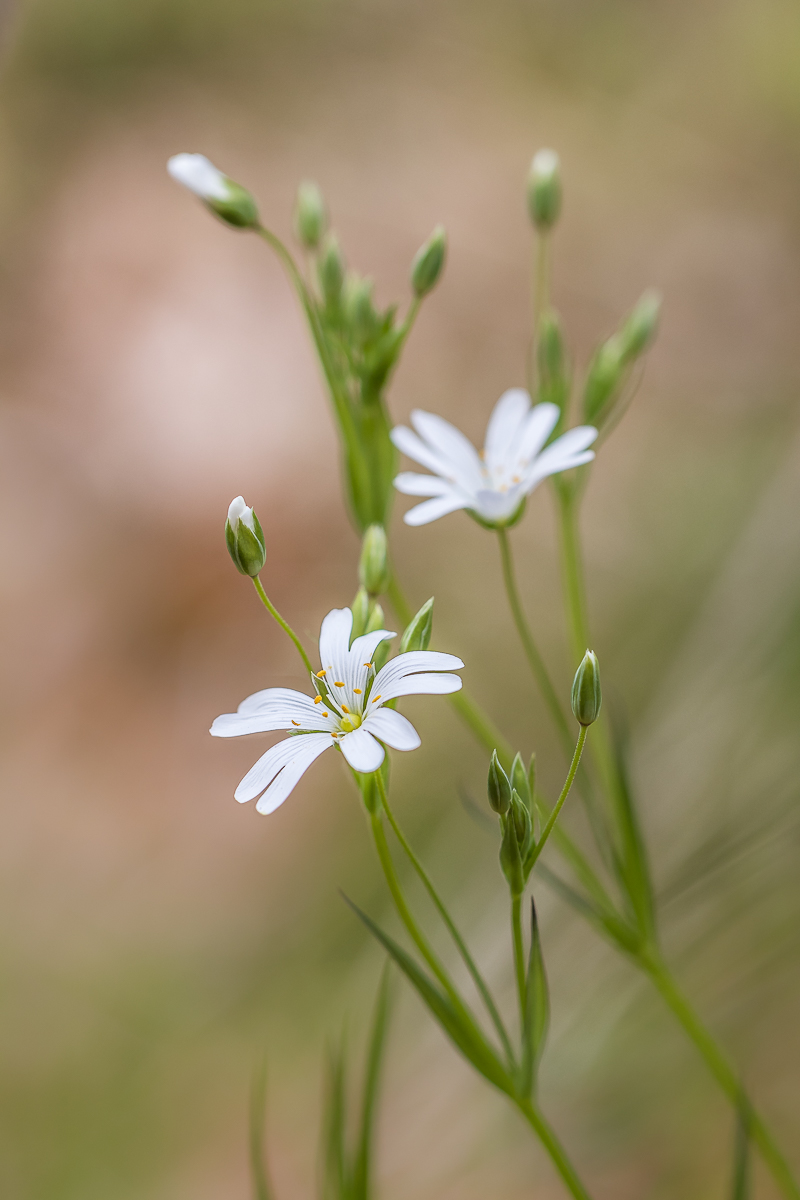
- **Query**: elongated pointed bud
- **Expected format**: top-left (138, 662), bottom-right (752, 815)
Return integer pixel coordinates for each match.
top-left (410, 225), bottom-right (446, 297)
top-left (343, 273), bottom-right (378, 341)
top-left (510, 789), bottom-right (533, 855)
top-left (168, 154), bottom-right (259, 229)
top-left (582, 336), bottom-right (624, 426)
top-left (500, 791), bottom-right (530, 896)
top-left (527, 149), bottom-right (561, 232)
top-left (571, 650), bottom-right (601, 726)
top-left (537, 311), bottom-right (569, 413)
top-left (225, 495), bottom-right (266, 576)
top-left (350, 585), bottom-right (370, 641)
top-left (359, 525), bottom-right (390, 596)
top-left (511, 753), bottom-right (531, 811)
top-left (318, 235), bottom-right (345, 305)
top-left (294, 181), bottom-right (327, 249)
top-left (400, 597), bottom-right (434, 654)
top-left (618, 289), bottom-right (661, 361)
top-left (488, 750), bottom-right (511, 816)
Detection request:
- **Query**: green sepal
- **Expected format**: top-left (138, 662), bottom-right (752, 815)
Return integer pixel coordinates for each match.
top-left (400, 597), bottom-right (434, 654)
top-left (571, 650), bottom-right (601, 726)
top-left (499, 795), bottom-right (527, 897)
top-left (294, 181), bottom-right (327, 249)
top-left (519, 897), bottom-right (549, 1096)
top-left (350, 586), bottom-right (370, 642)
top-left (206, 181), bottom-right (259, 229)
top-left (487, 750), bottom-right (511, 815)
top-left (410, 225), bottom-right (446, 297)
top-left (467, 497), bottom-right (527, 531)
top-left (365, 602), bottom-right (386, 635)
top-left (225, 510), bottom-right (266, 576)
top-left (359, 525), bottom-right (390, 596)
top-left (537, 311), bottom-right (570, 424)
top-left (318, 235), bottom-right (345, 308)
top-left (510, 752), bottom-right (531, 812)
top-left (342, 896), bottom-right (515, 1097)
top-left (372, 635), bottom-right (392, 674)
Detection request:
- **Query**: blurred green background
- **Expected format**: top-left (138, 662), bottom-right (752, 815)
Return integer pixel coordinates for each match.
top-left (0, 0), bottom-right (799, 1196)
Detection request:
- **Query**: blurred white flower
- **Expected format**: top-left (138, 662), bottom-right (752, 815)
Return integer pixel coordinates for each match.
top-left (211, 607), bottom-right (463, 813)
top-left (392, 389), bottom-right (597, 527)
top-left (167, 153), bottom-right (230, 201)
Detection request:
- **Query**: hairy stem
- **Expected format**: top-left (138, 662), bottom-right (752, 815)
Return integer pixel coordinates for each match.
top-left (252, 576), bottom-right (313, 677)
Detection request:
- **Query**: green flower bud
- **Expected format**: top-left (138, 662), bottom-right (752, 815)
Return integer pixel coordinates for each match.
top-left (511, 752), bottom-right (531, 811)
top-left (168, 154), bottom-right (259, 230)
top-left (410, 225), bottom-right (447, 297)
top-left (537, 310), bottom-right (569, 412)
top-left (359, 525), bottom-right (390, 596)
top-left (510, 789), bottom-right (533, 855)
top-left (500, 792), bottom-right (530, 896)
top-left (343, 273), bottom-right (378, 341)
top-left (618, 289), bottom-right (661, 362)
top-left (582, 336), bottom-right (625, 426)
top-left (365, 601), bottom-right (386, 635)
top-left (527, 149), bottom-right (562, 232)
top-left (294, 181), bottom-right (327, 249)
top-left (350, 585), bottom-right (371, 641)
top-left (318, 235), bottom-right (345, 305)
top-left (571, 650), bottom-right (602, 726)
top-left (225, 495), bottom-right (266, 577)
top-left (488, 750), bottom-right (511, 816)
top-left (400, 597), bottom-right (434, 654)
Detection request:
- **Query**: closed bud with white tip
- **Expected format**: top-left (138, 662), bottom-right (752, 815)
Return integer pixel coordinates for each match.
top-left (225, 496), bottom-right (266, 577)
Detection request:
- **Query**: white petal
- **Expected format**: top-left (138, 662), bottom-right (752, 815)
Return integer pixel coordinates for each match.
top-left (524, 426), bottom-right (597, 489)
top-left (339, 727), bottom-right (385, 773)
top-left (484, 389), bottom-right (530, 470)
top-left (393, 472), bottom-right (454, 497)
top-left (318, 608), bottom-right (353, 682)
top-left (403, 494), bottom-right (469, 526)
top-left (472, 486), bottom-right (525, 523)
top-left (409, 411), bottom-right (484, 490)
top-left (371, 672), bottom-right (463, 704)
top-left (254, 735), bottom-right (333, 815)
top-left (371, 650), bottom-right (464, 698)
top-left (391, 425), bottom-right (453, 478)
top-left (363, 708), bottom-right (421, 751)
top-left (236, 688), bottom-right (320, 717)
top-left (212, 689), bottom-right (333, 737)
top-left (349, 629), bottom-right (396, 668)
top-left (167, 153), bottom-right (229, 200)
top-left (515, 403), bottom-right (560, 465)
top-left (234, 733), bottom-right (330, 804)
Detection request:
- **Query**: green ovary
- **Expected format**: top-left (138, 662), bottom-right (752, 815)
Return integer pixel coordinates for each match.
top-left (340, 712), bottom-right (363, 733)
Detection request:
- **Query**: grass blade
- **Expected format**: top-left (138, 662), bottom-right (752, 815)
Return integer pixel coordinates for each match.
top-left (351, 966), bottom-right (393, 1200)
top-left (732, 1099), bottom-right (751, 1200)
top-left (249, 1053), bottom-right (276, 1200)
top-left (343, 895), bottom-right (515, 1097)
top-left (321, 1035), bottom-right (348, 1200)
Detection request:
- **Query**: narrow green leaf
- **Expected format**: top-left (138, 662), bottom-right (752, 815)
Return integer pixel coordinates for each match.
top-left (537, 863), bottom-right (642, 956)
top-left (608, 719), bottom-right (656, 940)
top-left (342, 895), bottom-right (515, 1097)
top-left (249, 1052), bottom-right (276, 1200)
top-left (351, 966), bottom-right (393, 1200)
top-left (520, 898), bottom-right (549, 1096)
top-left (731, 1100), bottom-right (751, 1200)
top-left (321, 1035), bottom-right (348, 1200)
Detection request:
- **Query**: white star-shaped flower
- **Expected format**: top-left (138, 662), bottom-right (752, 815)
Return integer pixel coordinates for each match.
top-left (211, 607), bottom-right (463, 814)
top-left (392, 389), bottom-right (598, 527)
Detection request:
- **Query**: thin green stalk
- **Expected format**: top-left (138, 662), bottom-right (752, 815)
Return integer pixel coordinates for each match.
top-left (515, 1097), bottom-right (593, 1200)
top-left (252, 576), bottom-right (313, 677)
top-left (497, 526), bottom-right (573, 752)
top-left (387, 576), bottom-right (514, 765)
top-left (528, 726), bottom-right (587, 872)
top-left (645, 957), bottom-right (800, 1200)
top-left (511, 894), bottom-right (526, 1030)
top-left (528, 232), bottom-right (551, 393)
top-left (249, 1055), bottom-right (275, 1200)
top-left (554, 481), bottom-right (590, 667)
top-left (375, 771), bottom-right (515, 1066)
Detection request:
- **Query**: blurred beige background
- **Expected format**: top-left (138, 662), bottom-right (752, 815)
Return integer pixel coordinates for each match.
top-left (1, 0), bottom-right (800, 1196)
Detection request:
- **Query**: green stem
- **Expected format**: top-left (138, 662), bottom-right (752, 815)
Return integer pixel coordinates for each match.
top-left (554, 481), bottom-right (590, 667)
top-left (375, 772), bottom-right (515, 1067)
top-left (252, 576), bottom-right (313, 678)
top-left (528, 232), bottom-right (551, 394)
top-left (644, 957), bottom-right (799, 1200)
top-left (387, 577), bottom-right (514, 766)
top-left (515, 1097), bottom-right (594, 1200)
top-left (528, 726), bottom-right (587, 872)
top-left (497, 526), bottom-right (573, 753)
top-left (511, 893), bottom-right (526, 1030)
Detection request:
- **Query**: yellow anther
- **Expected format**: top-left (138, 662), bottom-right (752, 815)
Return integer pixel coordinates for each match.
top-left (322, 711), bottom-right (329, 717)
top-left (373, 694), bottom-right (381, 702)
top-left (341, 704), bottom-right (350, 713)
top-left (316, 669), bottom-right (326, 678)
top-left (363, 662), bottom-right (373, 668)
top-left (353, 688), bottom-right (362, 694)
top-left (313, 695), bottom-right (322, 704)
top-left (292, 720), bottom-right (300, 726)
top-left (333, 681), bottom-right (344, 687)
